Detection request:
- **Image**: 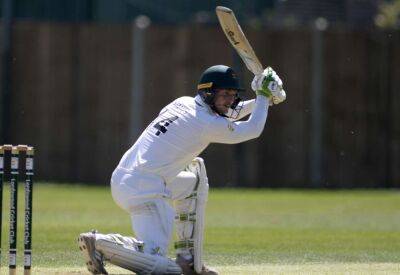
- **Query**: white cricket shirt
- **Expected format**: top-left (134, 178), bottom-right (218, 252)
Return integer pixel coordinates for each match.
top-left (116, 95), bottom-right (269, 184)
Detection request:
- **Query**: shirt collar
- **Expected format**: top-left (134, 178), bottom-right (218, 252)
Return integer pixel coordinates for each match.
top-left (194, 95), bottom-right (216, 115)
top-left (194, 94), bottom-right (206, 106)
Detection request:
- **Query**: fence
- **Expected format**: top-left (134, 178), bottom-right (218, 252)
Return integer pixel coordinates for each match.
top-left (2, 22), bottom-right (399, 187)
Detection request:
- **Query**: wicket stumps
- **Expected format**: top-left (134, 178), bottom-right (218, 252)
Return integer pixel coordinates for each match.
top-left (0, 145), bottom-right (34, 275)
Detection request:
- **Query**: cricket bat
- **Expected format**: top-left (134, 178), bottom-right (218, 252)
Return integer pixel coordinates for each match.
top-left (216, 6), bottom-right (264, 75)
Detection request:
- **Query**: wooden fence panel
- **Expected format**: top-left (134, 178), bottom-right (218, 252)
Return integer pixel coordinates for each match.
top-left (5, 22), bottom-right (399, 187)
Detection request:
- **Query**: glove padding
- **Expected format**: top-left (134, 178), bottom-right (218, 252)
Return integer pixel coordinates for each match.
top-left (251, 67), bottom-right (286, 105)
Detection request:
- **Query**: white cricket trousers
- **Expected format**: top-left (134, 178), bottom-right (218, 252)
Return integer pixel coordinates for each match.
top-left (111, 167), bottom-right (197, 256)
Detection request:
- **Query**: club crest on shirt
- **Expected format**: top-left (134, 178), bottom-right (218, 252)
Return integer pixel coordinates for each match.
top-left (228, 122), bottom-right (235, 132)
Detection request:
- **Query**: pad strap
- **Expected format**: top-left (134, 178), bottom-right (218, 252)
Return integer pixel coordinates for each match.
top-left (174, 240), bottom-right (194, 249)
top-left (175, 212), bottom-right (196, 222)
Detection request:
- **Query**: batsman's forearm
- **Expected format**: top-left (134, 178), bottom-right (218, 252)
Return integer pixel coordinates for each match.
top-left (232, 99), bottom-right (256, 121)
top-left (239, 95), bottom-right (269, 139)
top-left (212, 96), bottom-right (268, 144)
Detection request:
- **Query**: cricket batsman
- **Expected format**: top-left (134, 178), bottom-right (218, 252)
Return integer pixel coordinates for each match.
top-left (78, 65), bottom-right (286, 274)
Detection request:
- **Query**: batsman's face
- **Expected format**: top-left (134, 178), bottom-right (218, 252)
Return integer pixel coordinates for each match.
top-left (214, 89), bottom-right (238, 114)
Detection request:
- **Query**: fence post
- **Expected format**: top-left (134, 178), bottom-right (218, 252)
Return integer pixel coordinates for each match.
top-left (310, 18), bottom-right (328, 187)
top-left (130, 16), bottom-right (151, 142)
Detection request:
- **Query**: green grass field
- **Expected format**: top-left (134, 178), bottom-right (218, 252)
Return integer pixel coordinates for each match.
top-left (0, 184), bottom-right (399, 274)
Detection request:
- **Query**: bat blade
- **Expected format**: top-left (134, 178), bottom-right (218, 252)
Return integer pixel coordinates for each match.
top-left (216, 6), bottom-right (264, 75)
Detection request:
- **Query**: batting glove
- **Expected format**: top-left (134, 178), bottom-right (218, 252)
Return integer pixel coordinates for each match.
top-left (251, 67), bottom-right (286, 105)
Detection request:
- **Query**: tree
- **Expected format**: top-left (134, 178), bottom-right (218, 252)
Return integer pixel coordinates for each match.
top-left (375, 0), bottom-right (400, 29)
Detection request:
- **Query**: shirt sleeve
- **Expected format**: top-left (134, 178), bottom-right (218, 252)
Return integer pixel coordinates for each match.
top-left (204, 96), bottom-right (269, 144)
top-left (227, 99), bottom-right (256, 121)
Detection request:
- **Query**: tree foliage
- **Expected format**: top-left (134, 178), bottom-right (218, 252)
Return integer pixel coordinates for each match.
top-left (375, 0), bottom-right (400, 29)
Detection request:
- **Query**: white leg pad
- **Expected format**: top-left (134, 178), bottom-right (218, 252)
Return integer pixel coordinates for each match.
top-left (174, 157), bottom-right (209, 273)
top-left (96, 237), bottom-right (182, 275)
top-left (193, 158), bottom-right (209, 273)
